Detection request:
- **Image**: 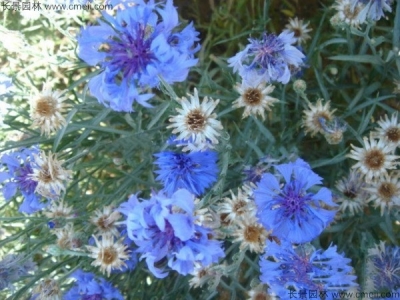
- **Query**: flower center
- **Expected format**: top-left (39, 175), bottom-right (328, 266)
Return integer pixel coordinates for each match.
top-left (344, 4), bottom-right (360, 19)
top-left (36, 97), bottom-right (56, 117)
top-left (186, 109), bottom-right (206, 132)
top-left (254, 292), bottom-right (272, 300)
top-left (293, 28), bottom-right (302, 38)
top-left (220, 213), bottom-right (231, 226)
top-left (343, 189), bottom-right (357, 199)
top-left (107, 25), bottom-right (154, 80)
top-left (378, 182), bottom-right (396, 200)
top-left (173, 153), bottom-right (195, 172)
top-left (101, 246), bottom-right (117, 265)
top-left (97, 215), bottom-right (110, 230)
top-left (244, 88), bottom-right (262, 106)
top-left (364, 149), bottom-right (385, 170)
top-left (39, 165), bottom-right (54, 183)
top-left (250, 33), bottom-right (285, 70)
top-left (386, 127), bottom-right (400, 143)
top-left (16, 164), bottom-right (37, 194)
top-left (233, 200), bottom-right (247, 214)
top-left (244, 225), bottom-right (262, 243)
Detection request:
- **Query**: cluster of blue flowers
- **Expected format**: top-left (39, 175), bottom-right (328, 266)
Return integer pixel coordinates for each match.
top-left (64, 269), bottom-right (123, 300)
top-left (119, 189), bottom-right (224, 278)
top-left (254, 159), bottom-right (358, 297)
top-left (0, 254), bottom-right (36, 291)
top-left (77, 0), bottom-right (199, 112)
top-left (0, 146), bottom-right (44, 214)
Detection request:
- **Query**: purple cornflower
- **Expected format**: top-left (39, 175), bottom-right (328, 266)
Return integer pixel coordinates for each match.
top-left (254, 158), bottom-right (337, 243)
top-left (367, 242), bottom-right (400, 291)
top-left (0, 146), bottom-right (44, 214)
top-left (119, 189), bottom-right (224, 278)
top-left (64, 269), bottom-right (123, 300)
top-left (352, 0), bottom-right (393, 22)
top-left (153, 149), bottom-right (218, 196)
top-left (77, 0), bottom-right (200, 112)
top-left (260, 240), bottom-right (358, 298)
top-left (228, 31), bottom-right (305, 84)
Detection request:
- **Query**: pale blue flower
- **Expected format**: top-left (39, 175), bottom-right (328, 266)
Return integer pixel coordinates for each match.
top-left (0, 146), bottom-right (44, 214)
top-left (352, 0), bottom-right (393, 22)
top-left (228, 31), bottom-right (305, 84)
top-left (77, 0), bottom-right (200, 112)
top-left (0, 254), bottom-right (36, 291)
top-left (119, 189), bottom-right (224, 278)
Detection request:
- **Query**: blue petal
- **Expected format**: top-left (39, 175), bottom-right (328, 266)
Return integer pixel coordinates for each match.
top-left (167, 214), bottom-right (194, 241)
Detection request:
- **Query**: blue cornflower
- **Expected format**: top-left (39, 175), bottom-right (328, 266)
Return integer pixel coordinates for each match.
top-left (77, 0), bottom-right (200, 112)
top-left (64, 269), bottom-right (124, 300)
top-left (0, 146), bottom-right (44, 214)
top-left (228, 31), bottom-right (305, 84)
top-left (0, 254), bottom-right (36, 291)
top-left (154, 149), bottom-right (218, 196)
top-left (254, 158), bottom-right (337, 244)
top-left (367, 242), bottom-right (400, 291)
top-left (260, 240), bottom-right (358, 298)
top-left (352, 0), bottom-right (393, 22)
top-left (119, 189), bottom-right (224, 278)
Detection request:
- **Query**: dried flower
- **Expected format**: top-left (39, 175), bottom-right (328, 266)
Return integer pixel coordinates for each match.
top-left (30, 83), bottom-right (68, 137)
top-left (232, 214), bottom-right (270, 253)
top-left (168, 88), bottom-right (223, 151)
top-left (30, 151), bottom-right (72, 199)
top-left (347, 135), bottom-right (398, 182)
top-left (283, 17), bottom-right (312, 45)
top-left (335, 170), bottom-right (367, 215)
top-left (302, 99), bottom-right (336, 137)
top-left (233, 77), bottom-right (278, 120)
top-left (373, 112), bottom-right (400, 150)
top-left (91, 205), bottom-right (121, 236)
top-left (364, 173), bottom-right (400, 215)
top-left (86, 234), bottom-right (129, 276)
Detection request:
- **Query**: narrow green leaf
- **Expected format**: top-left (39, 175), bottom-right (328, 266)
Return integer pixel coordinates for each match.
top-left (329, 55), bottom-right (382, 64)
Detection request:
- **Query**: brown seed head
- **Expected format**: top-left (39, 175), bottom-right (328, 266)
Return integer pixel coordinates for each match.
top-left (35, 96), bottom-right (57, 117)
top-left (100, 246), bottom-right (118, 265)
top-left (378, 182), bottom-right (396, 200)
top-left (364, 149), bottom-right (385, 170)
top-left (186, 109), bottom-right (206, 132)
top-left (243, 88), bottom-right (262, 106)
top-left (386, 127), bottom-right (400, 143)
top-left (244, 225), bottom-right (262, 243)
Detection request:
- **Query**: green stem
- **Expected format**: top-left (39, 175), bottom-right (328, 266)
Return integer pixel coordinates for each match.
top-left (394, 0), bottom-right (400, 73)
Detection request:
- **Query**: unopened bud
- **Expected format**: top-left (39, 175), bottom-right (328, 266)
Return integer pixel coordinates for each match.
top-left (293, 79), bottom-right (307, 94)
